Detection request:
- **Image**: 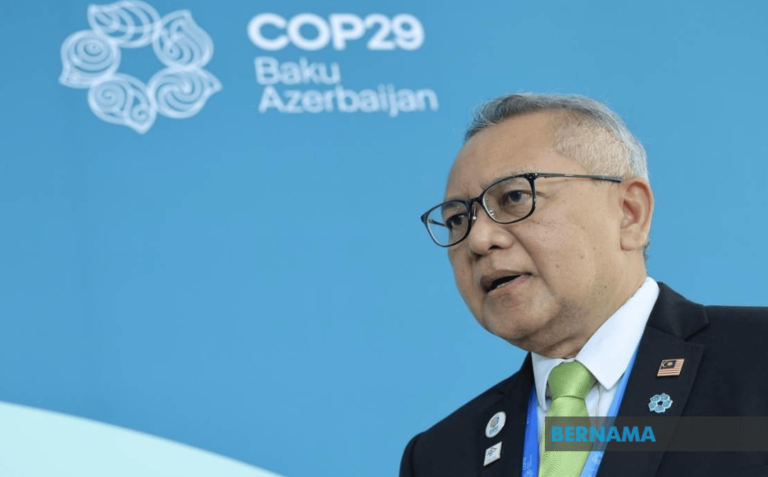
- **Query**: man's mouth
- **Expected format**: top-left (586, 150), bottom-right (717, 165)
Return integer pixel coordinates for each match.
top-left (481, 273), bottom-right (529, 293)
top-left (489, 275), bottom-right (521, 291)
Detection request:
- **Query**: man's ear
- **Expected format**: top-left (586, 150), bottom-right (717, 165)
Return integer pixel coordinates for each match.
top-left (619, 177), bottom-right (653, 252)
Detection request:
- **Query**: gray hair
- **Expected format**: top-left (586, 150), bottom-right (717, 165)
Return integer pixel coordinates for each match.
top-left (465, 92), bottom-right (651, 257)
top-left (465, 93), bottom-right (648, 181)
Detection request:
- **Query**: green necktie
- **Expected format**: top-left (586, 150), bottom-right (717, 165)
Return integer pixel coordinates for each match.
top-left (539, 361), bottom-right (596, 477)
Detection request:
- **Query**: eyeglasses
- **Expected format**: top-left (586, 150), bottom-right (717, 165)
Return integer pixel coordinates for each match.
top-left (420, 172), bottom-right (623, 247)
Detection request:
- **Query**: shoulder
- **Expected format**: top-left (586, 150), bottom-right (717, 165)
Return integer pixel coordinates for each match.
top-left (703, 303), bottom-right (768, 323)
top-left (401, 367), bottom-right (526, 476)
top-left (652, 283), bottom-right (767, 341)
top-left (695, 304), bottom-right (768, 351)
top-left (420, 373), bottom-right (513, 439)
top-left (653, 284), bottom-right (767, 351)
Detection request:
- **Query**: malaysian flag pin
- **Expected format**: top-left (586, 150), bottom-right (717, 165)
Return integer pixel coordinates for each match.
top-left (657, 359), bottom-right (685, 377)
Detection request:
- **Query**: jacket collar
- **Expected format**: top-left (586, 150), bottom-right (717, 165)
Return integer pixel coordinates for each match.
top-left (646, 282), bottom-right (709, 339)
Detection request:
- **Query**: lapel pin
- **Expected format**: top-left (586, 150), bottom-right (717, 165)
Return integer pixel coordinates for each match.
top-left (649, 393), bottom-right (673, 413)
top-left (657, 359), bottom-right (685, 377)
top-left (485, 411), bottom-right (506, 438)
top-left (483, 442), bottom-right (502, 466)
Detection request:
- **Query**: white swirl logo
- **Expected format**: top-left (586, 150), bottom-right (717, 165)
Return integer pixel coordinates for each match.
top-left (59, 1), bottom-right (221, 134)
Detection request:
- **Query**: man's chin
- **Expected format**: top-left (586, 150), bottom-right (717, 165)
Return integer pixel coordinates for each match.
top-left (479, 314), bottom-right (545, 351)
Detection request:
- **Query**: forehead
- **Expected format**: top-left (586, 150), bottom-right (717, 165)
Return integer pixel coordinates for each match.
top-left (446, 111), bottom-right (584, 199)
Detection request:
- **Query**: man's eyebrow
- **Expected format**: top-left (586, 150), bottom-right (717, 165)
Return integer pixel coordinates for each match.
top-left (479, 168), bottom-right (535, 190)
top-left (444, 167), bottom-right (537, 202)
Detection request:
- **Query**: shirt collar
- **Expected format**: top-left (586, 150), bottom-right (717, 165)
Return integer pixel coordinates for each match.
top-left (530, 277), bottom-right (660, 410)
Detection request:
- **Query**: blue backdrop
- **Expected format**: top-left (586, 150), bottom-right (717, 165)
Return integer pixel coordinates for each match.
top-left (0, 1), bottom-right (766, 476)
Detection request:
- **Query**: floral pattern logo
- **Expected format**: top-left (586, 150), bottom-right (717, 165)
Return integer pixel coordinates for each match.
top-left (648, 393), bottom-right (673, 413)
top-left (59, 1), bottom-right (221, 133)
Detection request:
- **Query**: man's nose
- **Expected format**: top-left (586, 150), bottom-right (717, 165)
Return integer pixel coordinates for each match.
top-left (466, 204), bottom-right (515, 255)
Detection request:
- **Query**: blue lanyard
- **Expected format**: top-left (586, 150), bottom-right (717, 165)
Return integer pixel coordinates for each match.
top-left (521, 349), bottom-right (639, 477)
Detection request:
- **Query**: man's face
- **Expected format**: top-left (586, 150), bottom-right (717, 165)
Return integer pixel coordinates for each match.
top-left (446, 111), bottom-right (625, 356)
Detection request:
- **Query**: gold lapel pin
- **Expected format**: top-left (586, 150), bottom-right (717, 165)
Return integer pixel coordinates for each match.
top-left (657, 359), bottom-right (685, 377)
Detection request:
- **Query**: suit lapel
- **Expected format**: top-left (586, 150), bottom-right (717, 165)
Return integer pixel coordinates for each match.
top-left (479, 354), bottom-right (534, 477)
top-left (597, 283), bottom-right (707, 477)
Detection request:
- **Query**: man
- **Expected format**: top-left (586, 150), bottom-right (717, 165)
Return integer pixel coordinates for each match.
top-left (401, 93), bottom-right (768, 476)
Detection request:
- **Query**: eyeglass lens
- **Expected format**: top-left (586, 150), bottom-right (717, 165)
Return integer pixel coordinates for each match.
top-left (426, 176), bottom-right (534, 246)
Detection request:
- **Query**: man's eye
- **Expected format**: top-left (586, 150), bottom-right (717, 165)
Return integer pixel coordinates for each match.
top-left (445, 214), bottom-right (467, 231)
top-left (502, 190), bottom-right (528, 204)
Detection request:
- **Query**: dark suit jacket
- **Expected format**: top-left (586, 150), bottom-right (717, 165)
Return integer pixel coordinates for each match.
top-left (400, 283), bottom-right (768, 477)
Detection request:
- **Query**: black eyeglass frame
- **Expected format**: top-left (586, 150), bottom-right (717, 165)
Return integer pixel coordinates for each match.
top-left (420, 172), bottom-right (623, 248)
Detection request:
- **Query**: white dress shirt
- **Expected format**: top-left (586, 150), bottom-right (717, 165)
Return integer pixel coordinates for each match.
top-left (531, 276), bottom-right (660, 440)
